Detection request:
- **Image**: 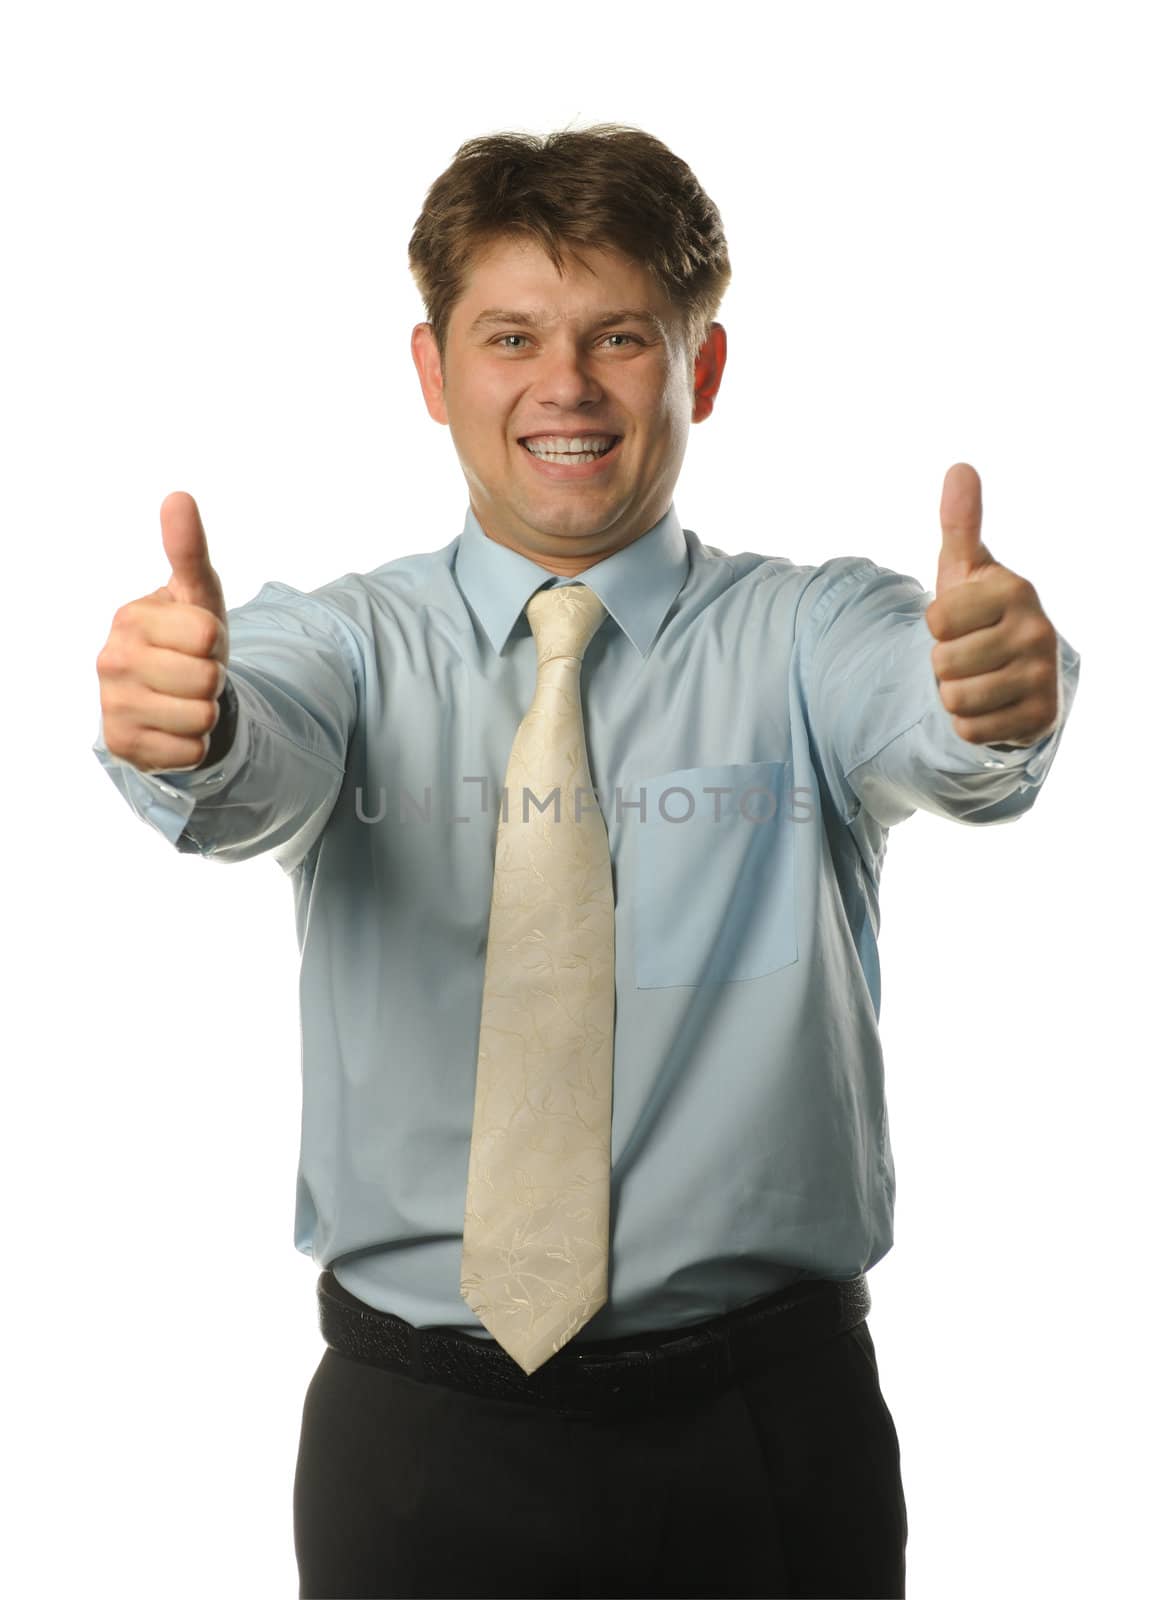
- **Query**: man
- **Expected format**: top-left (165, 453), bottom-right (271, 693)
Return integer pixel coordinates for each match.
top-left (93, 123), bottom-right (1081, 1599)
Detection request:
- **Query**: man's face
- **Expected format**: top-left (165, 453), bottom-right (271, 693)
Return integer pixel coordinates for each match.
top-left (412, 235), bottom-right (725, 574)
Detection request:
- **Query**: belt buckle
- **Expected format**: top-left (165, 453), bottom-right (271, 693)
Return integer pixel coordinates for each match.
top-left (648, 1327), bottom-right (729, 1405)
top-left (554, 1345), bottom-right (648, 1414)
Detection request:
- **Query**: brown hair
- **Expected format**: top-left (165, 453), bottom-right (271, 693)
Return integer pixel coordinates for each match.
top-left (407, 122), bottom-right (731, 381)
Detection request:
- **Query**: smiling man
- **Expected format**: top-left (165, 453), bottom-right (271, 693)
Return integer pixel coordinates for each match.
top-left (411, 232), bottom-right (724, 574)
top-left (93, 122), bottom-right (1081, 1600)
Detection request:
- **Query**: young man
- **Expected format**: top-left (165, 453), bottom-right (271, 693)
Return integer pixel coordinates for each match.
top-left (93, 122), bottom-right (1081, 1599)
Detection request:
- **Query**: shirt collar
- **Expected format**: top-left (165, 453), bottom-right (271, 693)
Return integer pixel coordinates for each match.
top-left (453, 501), bottom-right (689, 659)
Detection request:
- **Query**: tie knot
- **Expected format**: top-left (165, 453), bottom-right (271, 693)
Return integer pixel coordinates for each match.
top-left (525, 583), bottom-right (608, 665)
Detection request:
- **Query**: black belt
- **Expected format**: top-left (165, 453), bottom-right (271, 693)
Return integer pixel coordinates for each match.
top-left (317, 1269), bottom-right (871, 1418)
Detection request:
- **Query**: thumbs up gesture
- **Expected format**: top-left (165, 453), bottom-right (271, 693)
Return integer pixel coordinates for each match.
top-left (925, 464), bottom-right (1060, 748)
top-left (96, 492), bottom-right (231, 773)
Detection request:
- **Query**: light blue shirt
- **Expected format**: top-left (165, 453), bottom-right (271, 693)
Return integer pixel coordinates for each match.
top-left (92, 502), bottom-right (1081, 1340)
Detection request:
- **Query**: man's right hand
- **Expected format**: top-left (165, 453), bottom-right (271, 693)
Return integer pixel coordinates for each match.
top-left (96, 491), bottom-right (231, 774)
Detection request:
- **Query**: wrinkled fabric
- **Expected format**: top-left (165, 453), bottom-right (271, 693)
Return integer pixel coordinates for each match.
top-left (91, 501), bottom-right (1081, 1342)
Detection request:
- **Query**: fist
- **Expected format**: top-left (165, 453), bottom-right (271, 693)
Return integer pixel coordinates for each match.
top-left (96, 491), bottom-right (230, 773)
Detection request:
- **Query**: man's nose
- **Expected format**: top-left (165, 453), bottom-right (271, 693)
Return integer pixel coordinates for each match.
top-left (529, 339), bottom-right (605, 406)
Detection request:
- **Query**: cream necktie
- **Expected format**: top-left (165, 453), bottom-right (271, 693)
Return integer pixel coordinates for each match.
top-left (460, 582), bottom-right (616, 1377)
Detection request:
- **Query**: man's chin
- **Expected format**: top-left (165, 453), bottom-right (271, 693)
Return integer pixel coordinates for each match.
top-left (472, 481), bottom-right (642, 556)
top-left (518, 488), bottom-right (634, 542)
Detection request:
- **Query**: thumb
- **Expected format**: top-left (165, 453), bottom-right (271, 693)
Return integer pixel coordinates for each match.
top-left (936, 462), bottom-right (994, 595)
top-left (161, 491), bottom-right (227, 623)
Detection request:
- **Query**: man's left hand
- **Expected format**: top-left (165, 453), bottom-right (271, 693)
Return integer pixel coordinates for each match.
top-left (925, 463), bottom-right (1060, 749)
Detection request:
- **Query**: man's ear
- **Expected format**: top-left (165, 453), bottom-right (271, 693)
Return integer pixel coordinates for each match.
top-left (691, 323), bottom-right (727, 424)
top-left (411, 323), bottom-right (449, 426)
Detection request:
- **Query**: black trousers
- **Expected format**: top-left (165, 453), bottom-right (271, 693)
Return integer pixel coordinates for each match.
top-left (294, 1297), bottom-right (907, 1599)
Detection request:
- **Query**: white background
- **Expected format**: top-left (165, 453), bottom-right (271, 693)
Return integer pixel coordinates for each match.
top-left (3, 1), bottom-right (1156, 1594)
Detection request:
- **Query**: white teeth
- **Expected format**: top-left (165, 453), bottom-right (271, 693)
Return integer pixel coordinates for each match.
top-left (531, 452), bottom-right (607, 464)
top-left (523, 435), bottom-right (617, 458)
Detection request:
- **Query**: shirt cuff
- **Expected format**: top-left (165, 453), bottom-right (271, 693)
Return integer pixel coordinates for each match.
top-left (931, 629), bottom-right (1082, 783)
top-left (91, 677), bottom-right (250, 847)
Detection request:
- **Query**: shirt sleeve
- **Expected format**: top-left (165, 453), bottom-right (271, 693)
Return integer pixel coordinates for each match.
top-left (91, 580), bottom-right (364, 872)
top-left (797, 556), bottom-right (1082, 829)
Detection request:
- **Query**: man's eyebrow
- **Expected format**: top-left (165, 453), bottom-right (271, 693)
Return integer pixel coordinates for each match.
top-left (467, 306), bottom-right (668, 337)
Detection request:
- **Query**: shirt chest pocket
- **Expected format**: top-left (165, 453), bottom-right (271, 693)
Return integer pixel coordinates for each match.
top-left (632, 760), bottom-right (799, 990)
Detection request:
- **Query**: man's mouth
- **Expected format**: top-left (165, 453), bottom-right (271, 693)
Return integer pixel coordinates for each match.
top-left (519, 434), bottom-right (621, 464)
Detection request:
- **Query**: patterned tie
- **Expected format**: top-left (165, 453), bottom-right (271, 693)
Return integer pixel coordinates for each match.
top-left (460, 582), bottom-right (616, 1376)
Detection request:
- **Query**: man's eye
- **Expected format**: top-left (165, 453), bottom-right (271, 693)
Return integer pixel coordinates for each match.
top-left (494, 333), bottom-right (641, 351)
